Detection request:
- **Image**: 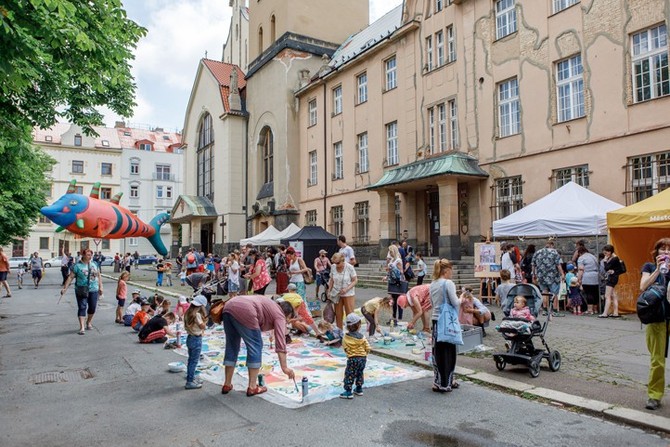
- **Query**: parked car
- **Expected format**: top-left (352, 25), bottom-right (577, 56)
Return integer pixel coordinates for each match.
top-left (137, 255), bottom-right (158, 265)
top-left (43, 257), bottom-right (62, 268)
top-left (100, 257), bottom-right (114, 266)
top-left (9, 257), bottom-right (30, 269)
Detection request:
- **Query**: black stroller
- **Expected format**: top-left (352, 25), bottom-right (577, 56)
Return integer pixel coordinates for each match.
top-left (492, 283), bottom-right (561, 378)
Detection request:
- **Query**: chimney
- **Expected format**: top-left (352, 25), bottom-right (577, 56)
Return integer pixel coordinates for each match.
top-left (114, 121), bottom-right (126, 128)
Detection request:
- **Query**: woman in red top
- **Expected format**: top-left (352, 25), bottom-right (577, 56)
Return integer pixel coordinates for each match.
top-left (245, 249), bottom-right (271, 295)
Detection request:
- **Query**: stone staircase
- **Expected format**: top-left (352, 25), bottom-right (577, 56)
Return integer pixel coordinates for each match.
top-left (355, 256), bottom-right (480, 292)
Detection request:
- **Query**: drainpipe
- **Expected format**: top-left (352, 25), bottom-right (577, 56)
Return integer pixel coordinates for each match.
top-left (322, 82), bottom-right (328, 228)
top-left (245, 115), bottom-right (249, 238)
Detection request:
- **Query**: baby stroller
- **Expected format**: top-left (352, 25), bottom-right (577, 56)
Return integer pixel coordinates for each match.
top-left (492, 283), bottom-right (561, 378)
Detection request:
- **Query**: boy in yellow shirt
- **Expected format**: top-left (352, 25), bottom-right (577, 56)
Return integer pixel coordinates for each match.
top-left (340, 313), bottom-right (371, 399)
top-left (282, 283), bottom-right (321, 336)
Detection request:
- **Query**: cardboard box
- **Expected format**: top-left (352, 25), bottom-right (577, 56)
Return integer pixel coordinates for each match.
top-left (458, 324), bottom-right (483, 354)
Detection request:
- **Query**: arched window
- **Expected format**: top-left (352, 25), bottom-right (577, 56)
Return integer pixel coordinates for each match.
top-left (258, 26), bottom-right (263, 54)
top-left (270, 15), bottom-right (276, 42)
top-left (197, 113), bottom-right (215, 200)
top-left (260, 127), bottom-right (273, 184)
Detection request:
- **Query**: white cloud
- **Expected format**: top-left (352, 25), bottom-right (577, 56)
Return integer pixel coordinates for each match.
top-left (370, 0), bottom-right (403, 22)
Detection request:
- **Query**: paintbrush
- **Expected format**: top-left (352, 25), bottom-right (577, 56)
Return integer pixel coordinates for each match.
top-left (292, 377), bottom-right (299, 393)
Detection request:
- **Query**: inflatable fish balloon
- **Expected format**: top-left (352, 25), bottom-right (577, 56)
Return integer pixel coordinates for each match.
top-left (40, 180), bottom-right (171, 256)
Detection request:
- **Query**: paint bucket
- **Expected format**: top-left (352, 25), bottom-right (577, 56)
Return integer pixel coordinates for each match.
top-left (424, 351), bottom-right (432, 362)
top-left (383, 336), bottom-right (392, 345)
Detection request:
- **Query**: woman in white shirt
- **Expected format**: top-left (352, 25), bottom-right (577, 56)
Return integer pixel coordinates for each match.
top-left (327, 252), bottom-right (358, 329)
top-left (226, 253), bottom-right (240, 298)
top-left (387, 245), bottom-right (404, 323)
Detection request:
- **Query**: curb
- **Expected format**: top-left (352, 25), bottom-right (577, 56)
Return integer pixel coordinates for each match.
top-left (370, 346), bottom-right (670, 435)
top-left (101, 274), bottom-right (183, 299)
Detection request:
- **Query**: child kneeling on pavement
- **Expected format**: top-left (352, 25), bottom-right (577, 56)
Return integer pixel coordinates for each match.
top-left (184, 295), bottom-right (208, 390)
top-left (138, 312), bottom-right (176, 343)
top-left (340, 313), bottom-right (371, 399)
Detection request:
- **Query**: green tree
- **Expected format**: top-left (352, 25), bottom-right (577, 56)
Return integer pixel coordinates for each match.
top-left (0, 0), bottom-right (146, 245)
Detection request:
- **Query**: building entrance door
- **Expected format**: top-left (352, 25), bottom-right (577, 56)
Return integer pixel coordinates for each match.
top-left (59, 240), bottom-right (70, 255)
top-left (201, 223), bottom-right (213, 254)
top-left (428, 191), bottom-right (440, 257)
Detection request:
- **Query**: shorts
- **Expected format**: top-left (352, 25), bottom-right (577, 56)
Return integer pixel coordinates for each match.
top-left (228, 279), bottom-right (240, 293)
top-left (32, 270), bottom-right (42, 279)
top-left (0, 271), bottom-right (7, 281)
top-left (316, 273), bottom-right (327, 287)
top-left (222, 313), bottom-right (263, 369)
top-left (76, 291), bottom-right (99, 317)
top-left (537, 280), bottom-right (560, 296)
top-left (605, 275), bottom-right (619, 288)
top-left (116, 298), bottom-right (126, 307)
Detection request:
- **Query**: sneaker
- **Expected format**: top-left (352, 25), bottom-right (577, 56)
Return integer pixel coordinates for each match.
top-left (354, 386), bottom-right (363, 396)
top-left (646, 398), bottom-right (661, 410)
top-left (339, 390), bottom-right (353, 399)
top-left (541, 310), bottom-right (548, 316)
top-left (184, 381), bottom-right (202, 390)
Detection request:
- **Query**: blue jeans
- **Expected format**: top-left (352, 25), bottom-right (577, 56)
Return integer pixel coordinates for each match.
top-left (123, 314), bottom-right (133, 326)
top-left (156, 272), bottom-right (163, 286)
top-left (222, 313), bottom-right (263, 368)
top-left (76, 291), bottom-right (99, 317)
top-left (186, 334), bottom-right (202, 383)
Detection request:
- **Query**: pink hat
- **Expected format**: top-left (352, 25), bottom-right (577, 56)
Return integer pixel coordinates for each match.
top-left (397, 294), bottom-right (408, 309)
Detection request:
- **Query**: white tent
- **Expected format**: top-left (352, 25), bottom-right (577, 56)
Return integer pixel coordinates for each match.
top-left (267, 223), bottom-right (302, 245)
top-left (239, 225), bottom-right (280, 246)
top-left (492, 182), bottom-right (623, 237)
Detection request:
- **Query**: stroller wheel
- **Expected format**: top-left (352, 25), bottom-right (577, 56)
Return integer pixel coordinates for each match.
top-left (494, 356), bottom-right (506, 371)
top-left (529, 361), bottom-right (541, 378)
top-left (548, 350), bottom-right (561, 372)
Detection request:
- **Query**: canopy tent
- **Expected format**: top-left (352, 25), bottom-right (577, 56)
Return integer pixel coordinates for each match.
top-left (271, 223), bottom-right (302, 245)
top-left (493, 182), bottom-right (623, 237)
top-left (607, 188), bottom-right (670, 313)
top-left (239, 225), bottom-right (279, 246)
top-left (281, 226), bottom-right (338, 276)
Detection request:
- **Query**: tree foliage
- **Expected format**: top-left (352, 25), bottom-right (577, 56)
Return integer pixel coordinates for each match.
top-left (0, 0), bottom-right (146, 244)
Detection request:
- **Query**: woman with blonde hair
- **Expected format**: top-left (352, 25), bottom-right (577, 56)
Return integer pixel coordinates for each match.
top-left (429, 258), bottom-right (460, 392)
top-left (327, 252), bottom-right (358, 329)
top-left (387, 244), bottom-right (404, 324)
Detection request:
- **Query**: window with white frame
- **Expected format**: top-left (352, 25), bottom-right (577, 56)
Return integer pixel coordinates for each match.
top-left (435, 0), bottom-right (443, 12)
top-left (130, 185), bottom-right (139, 198)
top-left (139, 143), bottom-right (152, 151)
top-left (128, 237), bottom-right (138, 246)
top-left (386, 121), bottom-right (398, 166)
top-left (357, 132), bottom-right (369, 173)
top-left (495, 0), bottom-right (517, 40)
top-left (306, 210), bottom-right (317, 226)
top-left (553, 0), bottom-right (578, 14)
top-left (385, 56), bottom-right (397, 91)
top-left (155, 164), bottom-right (171, 181)
top-left (631, 24), bottom-right (669, 103)
top-left (449, 99), bottom-right (459, 149)
top-left (447, 25), bottom-right (456, 62)
top-left (627, 152), bottom-right (670, 203)
top-left (334, 142), bottom-right (343, 179)
top-left (498, 78), bottom-right (520, 137)
top-left (494, 176), bottom-right (523, 219)
top-left (331, 206), bottom-right (344, 237)
top-left (426, 36), bottom-right (433, 70)
top-left (309, 150), bottom-right (318, 185)
top-left (308, 99), bottom-right (317, 126)
top-left (556, 54), bottom-right (585, 122)
top-left (552, 165), bottom-right (589, 190)
top-left (156, 185), bottom-right (171, 199)
top-left (100, 187), bottom-right (112, 200)
top-left (438, 103), bottom-right (447, 152)
top-left (436, 31), bottom-right (445, 67)
top-left (72, 160), bottom-right (84, 174)
top-left (353, 201), bottom-right (370, 243)
top-left (428, 107), bottom-right (436, 153)
top-left (333, 86), bottom-right (342, 115)
top-left (74, 134), bottom-right (82, 146)
top-left (130, 161), bottom-right (139, 175)
top-left (357, 73), bottom-right (368, 104)
top-left (101, 162), bottom-right (112, 176)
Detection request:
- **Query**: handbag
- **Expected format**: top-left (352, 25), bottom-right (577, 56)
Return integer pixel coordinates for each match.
top-left (209, 300), bottom-right (226, 324)
top-left (300, 259), bottom-right (314, 284)
top-left (436, 281), bottom-right (464, 345)
top-left (75, 263), bottom-right (93, 300)
top-left (323, 299), bottom-right (336, 324)
top-left (387, 280), bottom-right (409, 295)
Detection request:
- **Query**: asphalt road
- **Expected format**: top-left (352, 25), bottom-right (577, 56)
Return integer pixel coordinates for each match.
top-left (0, 273), bottom-right (667, 446)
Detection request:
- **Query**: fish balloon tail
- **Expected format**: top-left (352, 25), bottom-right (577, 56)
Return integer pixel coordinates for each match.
top-left (146, 212), bottom-right (171, 257)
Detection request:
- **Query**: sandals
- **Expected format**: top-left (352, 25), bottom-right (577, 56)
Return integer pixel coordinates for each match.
top-left (86, 324), bottom-right (93, 330)
top-left (221, 384), bottom-right (233, 394)
top-left (77, 330), bottom-right (85, 335)
top-left (432, 385), bottom-right (452, 393)
top-left (246, 385), bottom-right (267, 397)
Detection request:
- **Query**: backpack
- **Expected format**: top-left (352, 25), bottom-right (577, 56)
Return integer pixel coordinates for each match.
top-left (619, 259), bottom-right (627, 274)
top-left (186, 253), bottom-right (197, 267)
top-left (637, 284), bottom-right (668, 324)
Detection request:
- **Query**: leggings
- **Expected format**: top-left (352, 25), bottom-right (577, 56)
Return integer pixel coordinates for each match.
top-left (391, 294), bottom-right (403, 320)
top-left (361, 307), bottom-right (375, 336)
top-left (432, 320), bottom-right (457, 389)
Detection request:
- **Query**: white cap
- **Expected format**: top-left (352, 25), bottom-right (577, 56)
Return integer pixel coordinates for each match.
top-left (132, 289), bottom-right (141, 295)
top-left (191, 295), bottom-right (207, 307)
top-left (178, 295), bottom-right (187, 304)
top-left (345, 313), bottom-right (361, 325)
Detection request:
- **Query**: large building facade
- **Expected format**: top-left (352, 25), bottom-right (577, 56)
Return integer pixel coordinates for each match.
top-left (296, 0), bottom-right (670, 259)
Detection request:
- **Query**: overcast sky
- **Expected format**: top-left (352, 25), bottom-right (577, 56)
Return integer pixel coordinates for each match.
top-left (104, 0), bottom-right (403, 132)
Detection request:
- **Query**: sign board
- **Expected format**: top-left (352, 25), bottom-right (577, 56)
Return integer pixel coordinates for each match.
top-left (289, 241), bottom-right (304, 258)
top-left (474, 242), bottom-right (501, 278)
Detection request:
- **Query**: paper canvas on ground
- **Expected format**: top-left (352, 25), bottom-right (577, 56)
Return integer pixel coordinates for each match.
top-left (169, 326), bottom-right (430, 408)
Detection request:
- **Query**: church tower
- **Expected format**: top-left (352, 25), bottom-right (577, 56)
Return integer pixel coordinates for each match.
top-left (245, 0), bottom-right (369, 233)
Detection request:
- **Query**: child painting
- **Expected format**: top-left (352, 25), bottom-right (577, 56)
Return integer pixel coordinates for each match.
top-left (316, 320), bottom-right (343, 347)
top-left (340, 313), bottom-right (371, 399)
top-left (458, 289), bottom-right (476, 326)
top-left (360, 296), bottom-right (393, 339)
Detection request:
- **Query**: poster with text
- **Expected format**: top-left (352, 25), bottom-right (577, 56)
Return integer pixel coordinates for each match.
top-left (474, 242), bottom-right (501, 278)
top-left (289, 241), bottom-right (304, 258)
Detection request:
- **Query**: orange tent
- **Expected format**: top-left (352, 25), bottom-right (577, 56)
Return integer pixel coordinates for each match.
top-left (606, 188), bottom-right (670, 313)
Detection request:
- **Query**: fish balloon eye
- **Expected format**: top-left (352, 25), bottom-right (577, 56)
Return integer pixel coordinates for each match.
top-left (69, 200), bottom-right (78, 206)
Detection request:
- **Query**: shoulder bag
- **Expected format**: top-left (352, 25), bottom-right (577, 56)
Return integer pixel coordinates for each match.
top-left (436, 281), bottom-right (464, 345)
top-left (300, 258), bottom-right (314, 284)
top-left (75, 263), bottom-right (93, 300)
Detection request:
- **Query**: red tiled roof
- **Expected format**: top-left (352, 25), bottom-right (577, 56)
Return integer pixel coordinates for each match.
top-left (202, 58), bottom-right (246, 113)
top-left (116, 128), bottom-right (182, 152)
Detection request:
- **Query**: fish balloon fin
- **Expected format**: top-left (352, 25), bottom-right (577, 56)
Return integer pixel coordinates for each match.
top-left (66, 179), bottom-right (77, 194)
top-left (55, 226), bottom-right (66, 233)
top-left (76, 218), bottom-right (85, 229)
top-left (146, 212), bottom-right (171, 256)
top-left (89, 182), bottom-right (101, 199)
top-left (110, 192), bottom-right (123, 205)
